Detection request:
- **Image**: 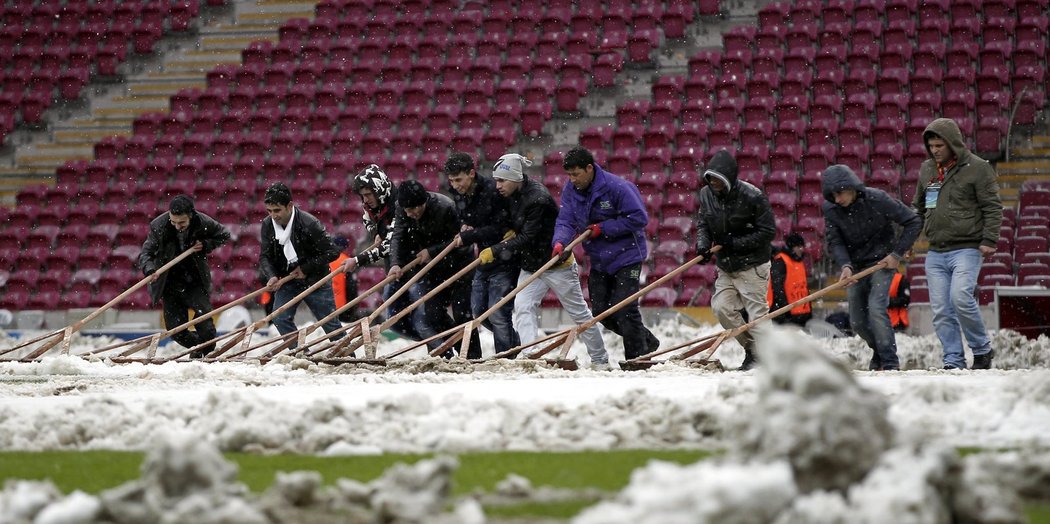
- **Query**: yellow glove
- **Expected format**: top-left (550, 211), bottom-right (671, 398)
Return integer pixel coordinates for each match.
top-left (479, 247), bottom-right (495, 264)
top-left (503, 230), bottom-right (517, 240)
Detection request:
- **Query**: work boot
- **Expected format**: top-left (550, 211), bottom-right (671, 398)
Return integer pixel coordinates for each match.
top-left (738, 346), bottom-right (757, 371)
top-left (644, 332), bottom-right (661, 355)
top-left (972, 349), bottom-right (995, 370)
top-left (190, 349), bottom-right (208, 360)
top-left (868, 354), bottom-right (882, 371)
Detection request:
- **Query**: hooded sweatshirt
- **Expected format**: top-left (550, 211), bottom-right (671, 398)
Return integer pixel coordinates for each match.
top-left (912, 118), bottom-right (1003, 252)
top-left (695, 150), bottom-right (777, 273)
top-left (821, 165), bottom-right (921, 271)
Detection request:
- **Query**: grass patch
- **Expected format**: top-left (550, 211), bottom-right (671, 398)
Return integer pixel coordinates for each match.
top-left (0, 449), bottom-right (710, 496)
top-left (9, 450), bottom-right (1044, 523)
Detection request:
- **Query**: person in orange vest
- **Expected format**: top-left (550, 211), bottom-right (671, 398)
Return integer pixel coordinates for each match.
top-left (887, 269), bottom-right (911, 332)
top-left (767, 232), bottom-right (812, 327)
top-left (329, 236), bottom-right (359, 322)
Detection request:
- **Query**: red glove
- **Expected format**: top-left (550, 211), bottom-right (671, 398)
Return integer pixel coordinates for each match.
top-left (552, 242), bottom-right (564, 259)
top-left (586, 223), bottom-right (602, 238)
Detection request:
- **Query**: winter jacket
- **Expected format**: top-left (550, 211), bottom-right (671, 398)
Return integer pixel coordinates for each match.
top-left (695, 151), bottom-right (777, 273)
top-left (355, 187), bottom-right (397, 269)
top-left (553, 163), bottom-right (649, 274)
top-left (912, 118), bottom-right (1003, 252)
top-left (451, 174), bottom-right (516, 274)
top-left (490, 177), bottom-right (560, 272)
top-left (259, 207), bottom-right (340, 284)
top-left (388, 191), bottom-right (472, 282)
top-left (822, 165), bottom-right (922, 271)
top-left (139, 211), bottom-right (231, 303)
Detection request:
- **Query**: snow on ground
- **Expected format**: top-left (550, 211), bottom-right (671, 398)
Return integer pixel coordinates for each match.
top-left (2, 320), bottom-right (1050, 522)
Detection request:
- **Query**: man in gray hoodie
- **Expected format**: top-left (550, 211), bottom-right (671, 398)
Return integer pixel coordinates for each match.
top-left (822, 164), bottom-right (921, 370)
top-left (912, 118), bottom-right (1003, 370)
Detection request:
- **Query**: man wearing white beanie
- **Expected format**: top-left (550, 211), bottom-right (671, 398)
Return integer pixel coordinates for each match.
top-left (484, 153), bottom-right (611, 369)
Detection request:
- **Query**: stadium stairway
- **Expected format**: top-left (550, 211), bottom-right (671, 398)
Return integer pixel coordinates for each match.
top-left (0, 0), bottom-right (319, 205)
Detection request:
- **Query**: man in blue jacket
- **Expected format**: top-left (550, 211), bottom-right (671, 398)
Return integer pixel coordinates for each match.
top-left (822, 164), bottom-right (921, 371)
top-left (554, 147), bottom-right (660, 361)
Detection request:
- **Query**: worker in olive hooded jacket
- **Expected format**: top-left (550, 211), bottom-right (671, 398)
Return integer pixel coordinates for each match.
top-left (912, 117), bottom-right (1002, 370)
top-left (822, 164), bottom-right (921, 371)
top-left (695, 150), bottom-right (777, 370)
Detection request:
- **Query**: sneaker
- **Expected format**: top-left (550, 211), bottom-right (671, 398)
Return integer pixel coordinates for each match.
top-left (943, 364), bottom-right (963, 370)
top-left (971, 350), bottom-right (994, 370)
top-left (592, 362), bottom-right (616, 371)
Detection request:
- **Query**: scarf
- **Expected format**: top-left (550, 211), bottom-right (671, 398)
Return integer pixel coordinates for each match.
top-left (272, 207), bottom-right (298, 268)
top-left (936, 158), bottom-right (957, 183)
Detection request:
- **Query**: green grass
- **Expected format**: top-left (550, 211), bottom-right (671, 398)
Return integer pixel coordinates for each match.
top-left (2, 450), bottom-right (1048, 522)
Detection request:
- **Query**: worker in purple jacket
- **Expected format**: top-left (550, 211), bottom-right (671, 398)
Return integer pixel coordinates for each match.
top-left (553, 146), bottom-right (660, 361)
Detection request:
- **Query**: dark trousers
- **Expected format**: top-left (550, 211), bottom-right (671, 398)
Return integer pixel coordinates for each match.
top-left (589, 263), bottom-right (659, 360)
top-left (162, 284), bottom-right (216, 357)
top-left (415, 272), bottom-right (481, 359)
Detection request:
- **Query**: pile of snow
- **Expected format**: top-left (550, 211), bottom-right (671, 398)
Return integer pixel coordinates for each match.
top-left (0, 432), bottom-right (479, 524)
top-left (574, 331), bottom-right (1050, 524)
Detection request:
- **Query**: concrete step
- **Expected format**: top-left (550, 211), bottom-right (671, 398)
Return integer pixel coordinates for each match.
top-left (200, 33), bottom-right (278, 50)
top-left (54, 128), bottom-right (131, 142)
top-left (237, 10), bottom-right (314, 23)
top-left (127, 80), bottom-right (207, 94)
top-left (14, 152), bottom-right (92, 168)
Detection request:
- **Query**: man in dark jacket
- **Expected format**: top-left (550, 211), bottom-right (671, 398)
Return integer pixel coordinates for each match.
top-left (553, 146), bottom-right (659, 360)
top-left (486, 153), bottom-right (610, 368)
top-left (823, 164), bottom-right (921, 371)
top-left (139, 195), bottom-right (231, 359)
top-left (696, 150), bottom-right (777, 370)
top-left (767, 232), bottom-right (812, 327)
top-left (342, 164), bottom-right (421, 341)
top-left (388, 180), bottom-right (480, 358)
top-left (259, 182), bottom-right (343, 343)
top-left (446, 152), bottom-right (520, 357)
top-left (913, 117), bottom-right (1003, 370)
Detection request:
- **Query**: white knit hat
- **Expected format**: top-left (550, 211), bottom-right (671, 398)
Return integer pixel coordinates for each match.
top-left (492, 153), bottom-right (532, 182)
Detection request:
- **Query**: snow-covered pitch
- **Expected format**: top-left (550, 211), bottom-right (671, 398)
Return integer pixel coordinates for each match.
top-left (2, 320), bottom-right (1049, 523)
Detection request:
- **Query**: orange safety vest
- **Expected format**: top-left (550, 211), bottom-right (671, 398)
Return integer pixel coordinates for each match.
top-left (329, 252), bottom-right (351, 309)
top-left (888, 272), bottom-right (909, 329)
top-left (767, 252), bottom-right (812, 315)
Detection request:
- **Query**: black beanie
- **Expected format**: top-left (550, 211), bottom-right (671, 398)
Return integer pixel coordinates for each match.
top-left (785, 232), bottom-right (805, 249)
top-left (397, 180), bottom-right (428, 208)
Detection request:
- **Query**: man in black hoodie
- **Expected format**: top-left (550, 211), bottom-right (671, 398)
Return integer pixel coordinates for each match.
top-left (388, 180), bottom-right (481, 358)
top-left (822, 164), bottom-right (921, 371)
top-left (768, 232), bottom-right (812, 327)
top-left (259, 182), bottom-right (344, 343)
top-left (139, 195), bottom-right (231, 359)
top-left (696, 150), bottom-right (777, 370)
top-left (446, 152), bottom-right (520, 357)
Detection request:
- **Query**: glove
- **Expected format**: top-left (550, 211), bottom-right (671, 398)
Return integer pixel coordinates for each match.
top-left (586, 223), bottom-right (602, 238)
top-left (502, 230), bottom-right (516, 241)
top-left (721, 236), bottom-right (733, 250)
top-left (698, 248), bottom-right (713, 264)
top-left (479, 247), bottom-right (495, 264)
top-left (552, 242), bottom-right (565, 259)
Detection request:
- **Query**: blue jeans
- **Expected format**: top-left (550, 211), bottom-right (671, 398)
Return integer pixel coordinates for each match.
top-left (847, 267), bottom-right (899, 369)
top-left (926, 248), bottom-right (992, 368)
top-left (272, 278), bottom-right (343, 344)
top-left (472, 267), bottom-right (520, 354)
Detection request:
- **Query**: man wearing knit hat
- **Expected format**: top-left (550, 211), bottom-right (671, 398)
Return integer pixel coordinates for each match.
top-left (485, 152), bottom-right (611, 369)
top-left (696, 149), bottom-right (777, 370)
top-left (554, 146), bottom-right (660, 362)
top-left (388, 180), bottom-right (480, 358)
top-left (767, 232), bottom-right (812, 327)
